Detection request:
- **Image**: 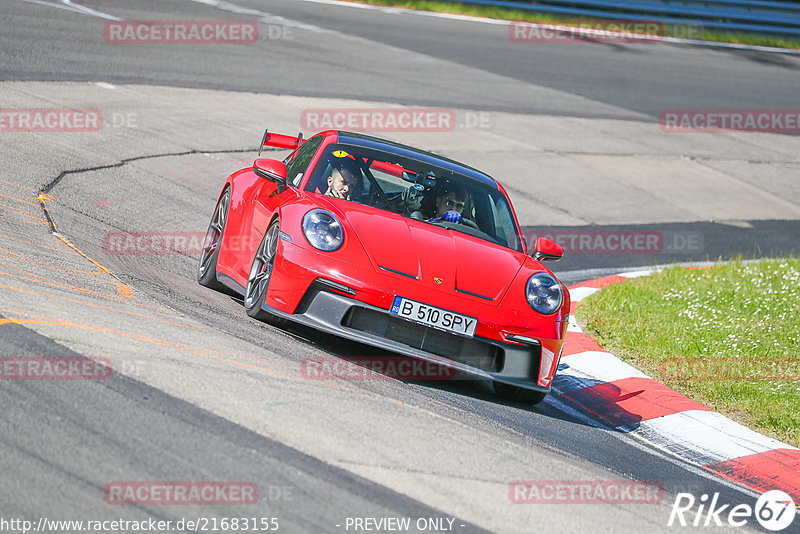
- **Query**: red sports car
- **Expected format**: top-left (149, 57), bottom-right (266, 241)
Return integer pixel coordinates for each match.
top-left (198, 129), bottom-right (569, 404)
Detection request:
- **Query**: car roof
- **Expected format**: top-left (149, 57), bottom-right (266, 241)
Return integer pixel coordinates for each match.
top-left (333, 131), bottom-right (499, 190)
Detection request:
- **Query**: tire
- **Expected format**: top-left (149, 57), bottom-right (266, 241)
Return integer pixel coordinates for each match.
top-left (243, 218), bottom-right (287, 327)
top-left (197, 189), bottom-right (233, 293)
top-left (494, 382), bottom-right (547, 405)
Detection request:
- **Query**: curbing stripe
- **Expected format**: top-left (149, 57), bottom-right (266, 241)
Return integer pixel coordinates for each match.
top-left (562, 377), bottom-right (711, 432)
top-left (635, 411), bottom-right (797, 465)
top-left (562, 270), bottom-right (800, 500)
top-left (618, 269), bottom-right (658, 279)
top-left (704, 449), bottom-right (800, 498)
top-left (568, 274), bottom-right (630, 290)
top-left (566, 286), bottom-right (600, 304)
top-left (561, 331), bottom-right (605, 356)
top-left (559, 350), bottom-right (650, 387)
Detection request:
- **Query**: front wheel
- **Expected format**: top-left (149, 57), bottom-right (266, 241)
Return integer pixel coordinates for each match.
top-left (244, 219), bottom-right (287, 327)
top-left (494, 382), bottom-right (547, 405)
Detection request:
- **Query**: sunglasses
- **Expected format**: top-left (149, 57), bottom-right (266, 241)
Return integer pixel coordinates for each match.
top-left (441, 197), bottom-right (465, 210)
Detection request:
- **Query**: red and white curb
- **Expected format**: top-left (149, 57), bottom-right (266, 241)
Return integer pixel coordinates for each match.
top-left (553, 270), bottom-right (800, 501)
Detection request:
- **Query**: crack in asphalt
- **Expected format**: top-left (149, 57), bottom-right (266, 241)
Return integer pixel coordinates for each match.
top-left (34, 147), bottom-right (277, 285)
top-left (39, 148), bottom-right (264, 233)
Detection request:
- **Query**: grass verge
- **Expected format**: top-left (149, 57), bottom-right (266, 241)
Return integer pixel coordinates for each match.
top-left (355, 0), bottom-right (800, 50)
top-left (576, 258), bottom-right (800, 448)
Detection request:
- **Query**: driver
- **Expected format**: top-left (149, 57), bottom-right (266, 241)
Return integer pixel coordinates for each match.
top-left (324, 159), bottom-right (360, 200)
top-left (427, 181), bottom-right (467, 224)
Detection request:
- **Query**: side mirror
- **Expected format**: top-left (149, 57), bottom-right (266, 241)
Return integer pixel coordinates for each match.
top-left (532, 237), bottom-right (563, 261)
top-left (253, 158), bottom-right (288, 192)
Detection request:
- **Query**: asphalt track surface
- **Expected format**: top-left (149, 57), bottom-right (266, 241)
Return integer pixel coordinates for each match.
top-left (0, 0), bottom-right (798, 532)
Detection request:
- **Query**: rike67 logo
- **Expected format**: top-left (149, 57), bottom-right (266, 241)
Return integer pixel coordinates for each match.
top-left (669, 490), bottom-right (796, 531)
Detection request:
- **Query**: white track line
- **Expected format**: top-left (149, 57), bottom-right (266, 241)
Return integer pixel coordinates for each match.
top-left (188, 0), bottom-right (331, 32)
top-left (14, 0), bottom-right (120, 20)
top-left (61, 0), bottom-right (120, 20)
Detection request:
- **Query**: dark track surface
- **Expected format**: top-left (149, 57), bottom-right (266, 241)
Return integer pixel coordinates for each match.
top-left (2, 0), bottom-right (799, 118)
top-left (0, 316), bottom-right (488, 533)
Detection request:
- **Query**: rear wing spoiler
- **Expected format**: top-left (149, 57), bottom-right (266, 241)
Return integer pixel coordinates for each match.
top-left (258, 129), bottom-right (304, 155)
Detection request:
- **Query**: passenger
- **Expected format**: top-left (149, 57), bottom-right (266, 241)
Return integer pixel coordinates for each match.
top-left (325, 159), bottom-right (360, 200)
top-left (426, 181), bottom-right (467, 224)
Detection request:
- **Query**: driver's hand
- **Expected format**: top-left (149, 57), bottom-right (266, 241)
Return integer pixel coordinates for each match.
top-left (329, 188), bottom-right (348, 200)
top-left (442, 210), bottom-right (462, 224)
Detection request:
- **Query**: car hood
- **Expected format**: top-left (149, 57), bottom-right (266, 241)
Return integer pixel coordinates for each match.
top-left (340, 207), bottom-right (526, 303)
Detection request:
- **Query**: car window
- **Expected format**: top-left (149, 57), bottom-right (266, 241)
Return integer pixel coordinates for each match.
top-left (489, 194), bottom-right (521, 251)
top-left (284, 135), bottom-right (323, 186)
top-left (305, 143), bottom-right (523, 252)
top-left (367, 161), bottom-right (410, 195)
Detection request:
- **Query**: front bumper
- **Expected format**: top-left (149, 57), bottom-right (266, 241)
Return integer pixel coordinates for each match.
top-left (260, 280), bottom-right (551, 393)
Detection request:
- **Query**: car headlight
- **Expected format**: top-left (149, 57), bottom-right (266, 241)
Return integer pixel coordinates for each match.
top-left (302, 209), bottom-right (343, 251)
top-left (525, 273), bottom-right (562, 314)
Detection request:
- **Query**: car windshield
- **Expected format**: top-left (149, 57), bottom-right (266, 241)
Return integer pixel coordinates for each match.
top-left (305, 143), bottom-right (523, 252)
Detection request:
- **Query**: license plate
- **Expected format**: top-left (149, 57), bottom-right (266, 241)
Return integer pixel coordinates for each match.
top-left (390, 296), bottom-right (477, 337)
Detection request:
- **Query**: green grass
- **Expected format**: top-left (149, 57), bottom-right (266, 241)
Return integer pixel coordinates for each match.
top-left (356, 0), bottom-right (800, 50)
top-left (576, 258), bottom-right (800, 448)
